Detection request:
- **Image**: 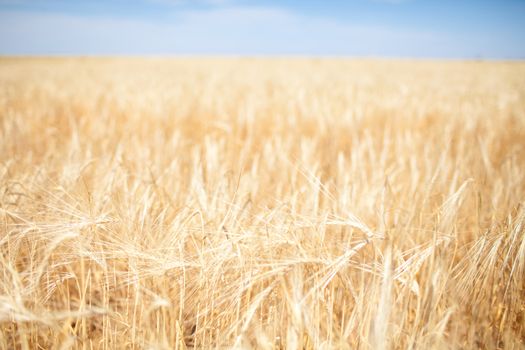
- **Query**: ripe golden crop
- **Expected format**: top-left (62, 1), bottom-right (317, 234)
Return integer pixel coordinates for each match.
top-left (1, 58), bottom-right (524, 349)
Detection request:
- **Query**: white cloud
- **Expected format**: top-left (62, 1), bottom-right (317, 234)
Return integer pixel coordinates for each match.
top-left (0, 6), bottom-right (477, 57)
top-left (147, 0), bottom-right (233, 6)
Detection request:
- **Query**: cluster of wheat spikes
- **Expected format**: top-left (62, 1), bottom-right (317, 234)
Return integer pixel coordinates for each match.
top-left (0, 58), bottom-right (524, 349)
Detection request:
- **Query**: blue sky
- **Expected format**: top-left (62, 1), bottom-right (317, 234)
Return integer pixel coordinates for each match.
top-left (0, 0), bottom-right (524, 58)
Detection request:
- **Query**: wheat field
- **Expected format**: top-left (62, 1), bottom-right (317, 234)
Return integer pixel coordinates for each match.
top-left (0, 58), bottom-right (524, 349)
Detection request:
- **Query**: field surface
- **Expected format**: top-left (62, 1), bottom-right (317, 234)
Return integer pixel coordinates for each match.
top-left (1, 58), bottom-right (525, 349)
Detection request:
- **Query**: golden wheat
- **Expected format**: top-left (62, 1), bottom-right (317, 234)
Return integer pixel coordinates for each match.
top-left (0, 58), bottom-right (524, 349)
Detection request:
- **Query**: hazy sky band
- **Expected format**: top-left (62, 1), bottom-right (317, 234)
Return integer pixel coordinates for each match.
top-left (0, 0), bottom-right (524, 58)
